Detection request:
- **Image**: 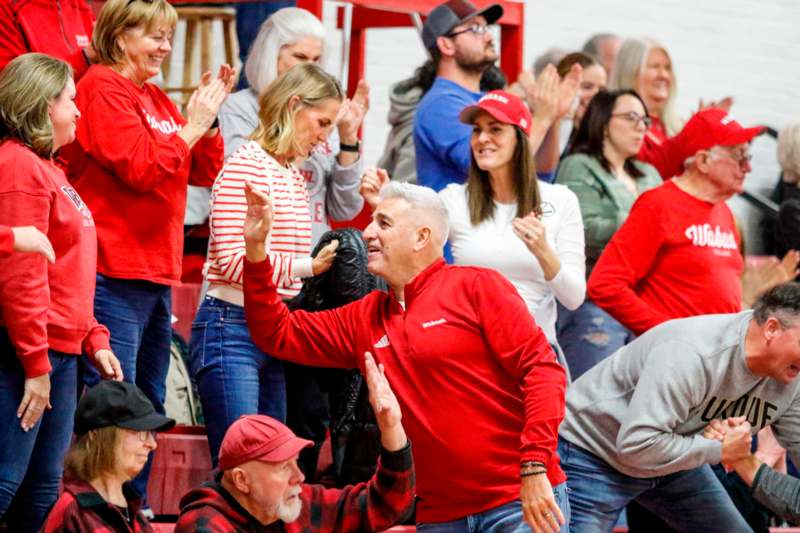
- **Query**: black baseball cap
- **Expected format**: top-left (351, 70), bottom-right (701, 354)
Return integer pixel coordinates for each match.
top-left (422, 0), bottom-right (503, 50)
top-left (74, 381), bottom-right (175, 436)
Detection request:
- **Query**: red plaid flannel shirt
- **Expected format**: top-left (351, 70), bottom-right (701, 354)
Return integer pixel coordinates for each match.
top-left (41, 476), bottom-right (154, 532)
top-left (175, 443), bottom-right (414, 533)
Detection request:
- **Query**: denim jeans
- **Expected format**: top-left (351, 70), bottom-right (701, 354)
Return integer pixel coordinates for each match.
top-left (556, 300), bottom-right (635, 381)
top-left (0, 332), bottom-right (77, 532)
top-left (557, 438), bottom-right (751, 532)
top-left (189, 296), bottom-right (286, 466)
top-left (416, 485), bottom-right (570, 533)
top-left (81, 274), bottom-right (172, 501)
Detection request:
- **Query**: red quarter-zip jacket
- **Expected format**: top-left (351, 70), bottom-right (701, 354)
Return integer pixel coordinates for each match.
top-left (0, 0), bottom-right (93, 78)
top-left (243, 257), bottom-right (567, 523)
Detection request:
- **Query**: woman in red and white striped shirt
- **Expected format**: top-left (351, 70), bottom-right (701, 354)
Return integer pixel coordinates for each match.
top-left (189, 62), bottom-right (342, 465)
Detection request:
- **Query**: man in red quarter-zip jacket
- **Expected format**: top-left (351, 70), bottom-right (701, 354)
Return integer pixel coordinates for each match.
top-left (240, 180), bottom-right (569, 533)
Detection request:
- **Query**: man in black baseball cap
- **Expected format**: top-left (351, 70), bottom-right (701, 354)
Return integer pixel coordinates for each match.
top-left (414, 0), bottom-right (505, 193)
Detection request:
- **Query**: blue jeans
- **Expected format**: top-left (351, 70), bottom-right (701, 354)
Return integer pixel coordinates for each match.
top-left (189, 296), bottom-right (286, 466)
top-left (0, 332), bottom-right (77, 532)
top-left (82, 274), bottom-right (172, 501)
top-left (557, 438), bottom-right (751, 532)
top-left (416, 486), bottom-right (570, 533)
top-left (556, 300), bottom-right (634, 381)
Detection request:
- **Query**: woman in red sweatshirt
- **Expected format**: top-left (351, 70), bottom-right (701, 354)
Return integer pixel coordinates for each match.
top-left (0, 53), bottom-right (122, 532)
top-left (59, 0), bottom-right (233, 502)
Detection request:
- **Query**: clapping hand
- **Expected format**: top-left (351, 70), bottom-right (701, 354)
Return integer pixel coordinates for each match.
top-left (364, 351), bottom-right (407, 451)
top-left (359, 167), bottom-right (390, 208)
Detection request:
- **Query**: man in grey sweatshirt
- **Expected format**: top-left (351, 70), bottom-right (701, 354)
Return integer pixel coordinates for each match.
top-left (559, 282), bottom-right (800, 532)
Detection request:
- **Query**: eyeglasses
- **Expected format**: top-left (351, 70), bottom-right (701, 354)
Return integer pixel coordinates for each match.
top-left (611, 111), bottom-right (652, 128)
top-left (136, 430), bottom-right (157, 442)
top-left (710, 147), bottom-right (753, 169)
top-left (446, 24), bottom-right (490, 38)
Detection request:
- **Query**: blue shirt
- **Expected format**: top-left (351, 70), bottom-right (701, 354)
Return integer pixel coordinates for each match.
top-left (413, 77), bottom-right (481, 192)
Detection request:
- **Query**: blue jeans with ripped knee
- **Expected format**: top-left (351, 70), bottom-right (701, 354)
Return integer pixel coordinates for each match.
top-left (556, 300), bottom-right (634, 381)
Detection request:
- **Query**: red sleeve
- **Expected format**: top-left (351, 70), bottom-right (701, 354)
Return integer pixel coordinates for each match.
top-left (299, 445), bottom-right (414, 533)
top-left (0, 184), bottom-right (53, 378)
top-left (639, 134), bottom-right (686, 180)
top-left (472, 270), bottom-right (567, 466)
top-left (75, 85), bottom-right (191, 192)
top-left (0, 0), bottom-right (29, 71)
top-left (188, 130), bottom-right (224, 187)
top-left (243, 258), bottom-right (360, 368)
top-left (82, 320), bottom-right (111, 356)
top-left (0, 225), bottom-right (12, 257)
top-left (587, 199), bottom-right (672, 335)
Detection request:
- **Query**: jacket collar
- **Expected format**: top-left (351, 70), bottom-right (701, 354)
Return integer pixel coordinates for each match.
top-left (397, 258), bottom-right (446, 309)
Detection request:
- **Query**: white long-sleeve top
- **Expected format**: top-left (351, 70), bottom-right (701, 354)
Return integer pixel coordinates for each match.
top-left (205, 141), bottom-right (312, 305)
top-left (439, 181), bottom-right (586, 342)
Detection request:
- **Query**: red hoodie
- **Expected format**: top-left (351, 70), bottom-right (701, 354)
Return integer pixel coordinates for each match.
top-left (0, 0), bottom-right (93, 79)
top-left (63, 65), bottom-right (224, 285)
top-left (0, 139), bottom-right (110, 378)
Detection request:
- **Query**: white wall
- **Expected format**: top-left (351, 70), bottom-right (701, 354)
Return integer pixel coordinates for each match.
top-left (321, 0), bottom-right (800, 252)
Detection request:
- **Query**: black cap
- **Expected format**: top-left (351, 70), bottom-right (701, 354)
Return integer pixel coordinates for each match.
top-left (422, 0), bottom-right (503, 50)
top-left (74, 381), bottom-right (175, 436)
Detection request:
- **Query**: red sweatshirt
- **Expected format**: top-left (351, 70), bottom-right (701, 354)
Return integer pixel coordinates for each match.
top-left (62, 65), bottom-right (223, 285)
top-left (0, 140), bottom-right (110, 378)
top-left (0, 225), bottom-right (12, 256)
top-left (243, 257), bottom-right (567, 523)
top-left (0, 0), bottom-right (93, 79)
top-left (588, 180), bottom-right (743, 335)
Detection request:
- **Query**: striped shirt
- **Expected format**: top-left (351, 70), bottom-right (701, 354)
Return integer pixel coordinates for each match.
top-left (205, 141), bottom-right (313, 301)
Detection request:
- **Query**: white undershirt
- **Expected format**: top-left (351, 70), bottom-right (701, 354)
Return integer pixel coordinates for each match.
top-left (439, 181), bottom-right (586, 342)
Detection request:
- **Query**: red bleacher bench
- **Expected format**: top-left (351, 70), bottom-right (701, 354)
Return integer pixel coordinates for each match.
top-left (147, 425), bottom-right (211, 516)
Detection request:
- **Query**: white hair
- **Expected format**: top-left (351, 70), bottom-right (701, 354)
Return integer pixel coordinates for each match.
top-left (778, 123), bottom-right (800, 183)
top-left (609, 37), bottom-right (681, 136)
top-left (379, 182), bottom-right (450, 245)
top-left (244, 7), bottom-right (326, 95)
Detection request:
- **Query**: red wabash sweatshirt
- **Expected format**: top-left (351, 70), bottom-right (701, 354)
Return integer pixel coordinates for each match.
top-left (0, 0), bottom-right (94, 79)
top-left (243, 257), bottom-right (567, 523)
top-left (62, 65), bottom-right (224, 285)
top-left (588, 179), bottom-right (743, 335)
top-left (0, 140), bottom-right (110, 378)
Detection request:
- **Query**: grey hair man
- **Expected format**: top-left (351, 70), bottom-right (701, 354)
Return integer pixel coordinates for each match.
top-left (581, 33), bottom-right (620, 75)
top-left (559, 282), bottom-right (800, 531)
top-left (239, 180), bottom-right (570, 532)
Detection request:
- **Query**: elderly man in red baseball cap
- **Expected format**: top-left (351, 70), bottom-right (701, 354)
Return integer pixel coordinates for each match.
top-left (174, 353), bottom-right (413, 532)
top-left (588, 108), bottom-right (763, 336)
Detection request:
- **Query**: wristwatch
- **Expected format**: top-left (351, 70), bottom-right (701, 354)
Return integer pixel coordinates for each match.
top-left (339, 140), bottom-right (361, 153)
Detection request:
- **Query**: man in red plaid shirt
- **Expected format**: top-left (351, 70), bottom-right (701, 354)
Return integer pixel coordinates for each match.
top-left (175, 353), bottom-right (414, 532)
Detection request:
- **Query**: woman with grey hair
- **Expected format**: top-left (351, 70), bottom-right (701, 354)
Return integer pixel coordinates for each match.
top-left (219, 6), bottom-right (367, 245)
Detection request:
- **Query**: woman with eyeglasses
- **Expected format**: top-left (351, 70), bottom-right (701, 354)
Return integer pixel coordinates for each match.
top-left (41, 381), bottom-right (175, 532)
top-left (59, 0), bottom-right (233, 502)
top-left (555, 89), bottom-right (662, 379)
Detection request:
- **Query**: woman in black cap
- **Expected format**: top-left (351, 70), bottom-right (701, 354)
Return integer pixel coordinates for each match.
top-left (41, 381), bottom-right (174, 532)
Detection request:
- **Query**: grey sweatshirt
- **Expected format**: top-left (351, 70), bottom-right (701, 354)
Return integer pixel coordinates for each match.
top-left (752, 463), bottom-right (800, 523)
top-left (377, 77), bottom-right (422, 184)
top-left (560, 311), bottom-right (800, 478)
top-left (218, 88), bottom-right (364, 245)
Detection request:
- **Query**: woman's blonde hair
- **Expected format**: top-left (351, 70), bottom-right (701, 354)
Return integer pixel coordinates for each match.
top-left (93, 0), bottom-right (177, 66)
top-left (609, 37), bottom-right (681, 136)
top-left (0, 53), bottom-right (72, 158)
top-left (64, 427), bottom-right (120, 482)
top-left (251, 62), bottom-right (343, 159)
top-left (778, 123), bottom-right (800, 183)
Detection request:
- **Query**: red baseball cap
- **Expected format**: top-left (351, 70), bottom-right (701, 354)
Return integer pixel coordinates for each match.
top-left (460, 90), bottom-right (533, 135)
top-left (218, 415), bottom-right (313, 470)
top-left (677, 108), bottom-right (763, 158)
